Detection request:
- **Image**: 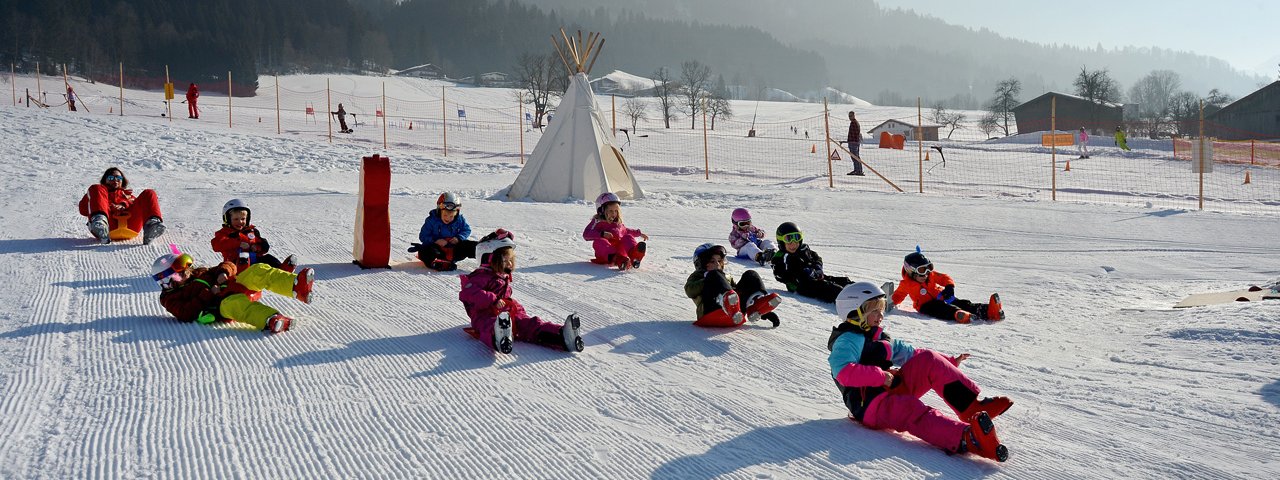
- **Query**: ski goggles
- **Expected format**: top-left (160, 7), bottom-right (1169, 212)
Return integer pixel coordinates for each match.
top-left (779, 232), bottom-right (803, 244)
top-left (906, 262), bottom-right (933, 276)
top-left (152, 254), bottom-right (194, 283)
top-left (440, 202), bottom-right (460, 211)
top-left (104, 175), bottom-right (123, 182)
top-left (735, 220), bottom-right (752, 228)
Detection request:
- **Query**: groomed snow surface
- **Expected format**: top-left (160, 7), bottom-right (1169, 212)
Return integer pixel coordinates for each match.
top-left (1, 75), bottom-right (1278, 479)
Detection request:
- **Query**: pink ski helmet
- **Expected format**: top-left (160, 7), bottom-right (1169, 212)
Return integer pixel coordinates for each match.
top-left (595, 192), bottom-right (621, 212)
top-left (731, 208), bottom-right (751, 224)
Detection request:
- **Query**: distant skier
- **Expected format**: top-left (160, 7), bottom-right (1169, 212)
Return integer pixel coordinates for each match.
top-left (1077, 127), bottom-right (1090, 158)
top-left (458, 229), bottom-right (584, 354)
top-left (828, 282), bottom-right (1012, 462)
top-left (186, 83), bottom-right (200, 119)
top-left (333, 103), bottom-right (351, 133)
top-left (845, 110), bottom-right (864, 176)
top-left (685, 243), bottom-right (780, 328)
top-left (1114, 125), bottom-right (1130, 151)
top-left (66, 85), bottom-right (77, 112)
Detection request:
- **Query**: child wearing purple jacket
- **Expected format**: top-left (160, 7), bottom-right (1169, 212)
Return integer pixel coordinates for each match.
top-left (582, 192), bottom-right (648, 270)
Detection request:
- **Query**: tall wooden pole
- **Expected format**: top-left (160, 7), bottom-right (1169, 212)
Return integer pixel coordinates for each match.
top-left (35, 62), bottom-right (41, 105)
top-left (823, 98), bottom-right (833, 188)
top-left (1198, 100), bottom-right (1205, 211)
top-left (917, 97), bottom-right (923, 193)
top-left (165, 65), bottom-right (172, 123)
top-left (227, 71), bottom-right (232, 128)
top-left (61, 64), bottom-right (69, 111)
top-left (10, 63), bottom-right (15, 107)
top-left (326, 78), bottom-right (332, 143)
top-left (702, 98), bottom-right (710, 180)
top-left (275, 74), bottom-right (281, 134)
top-left (1051, 96), bottom-right (1057, 201)
top-left (518, 93), bottom-right (525, 164)
top-left (442, 86), bottom-right (448, 156)
top-left (382, 81), bottom-right (387, 150)
top-left (118, 62), bottom-right (124, 115)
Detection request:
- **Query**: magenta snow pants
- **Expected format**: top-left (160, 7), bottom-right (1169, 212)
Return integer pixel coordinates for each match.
top-left (592, 235), bottom-right (641, 263)
top-left (470, 299), bottom-right (562, 352)
top-left (861, 349), bottom-right (979, 452)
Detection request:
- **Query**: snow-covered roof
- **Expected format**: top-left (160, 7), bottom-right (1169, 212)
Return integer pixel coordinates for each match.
top-left (868, 119), bottom-right (943, 131)
top-left (590, 70), bottom-right (656, 91)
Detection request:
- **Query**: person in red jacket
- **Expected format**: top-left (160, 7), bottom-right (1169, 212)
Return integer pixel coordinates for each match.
top-left (211, 198), bottom-right (296, 272)
top-left (77, 167), bottom-right (165, 244)
top-left (890, 248), bottom-right (1003, 323)
top-left (186, 83), bottom-right (199, 119)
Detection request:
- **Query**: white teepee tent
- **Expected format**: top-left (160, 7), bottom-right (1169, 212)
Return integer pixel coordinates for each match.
top-left (507, 30), bottom-right (643, 202)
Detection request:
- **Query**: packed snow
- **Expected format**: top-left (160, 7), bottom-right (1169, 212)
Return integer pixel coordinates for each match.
top-left (1, 73), bottom-right (1278, 479)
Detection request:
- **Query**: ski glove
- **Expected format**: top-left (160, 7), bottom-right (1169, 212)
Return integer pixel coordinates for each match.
top-left (939, 284), bottom-right (956, 303)
top-left (407, 243), bottom-right (422, 253)
top-left (803, 267), bottom-right (823, 281)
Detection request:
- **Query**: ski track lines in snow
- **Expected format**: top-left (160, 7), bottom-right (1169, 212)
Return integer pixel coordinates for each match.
top-left (5, 98), bottom-right (1280, 478)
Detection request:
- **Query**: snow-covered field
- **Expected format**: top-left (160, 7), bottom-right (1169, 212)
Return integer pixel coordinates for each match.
top-left (1, 74), bottom-right (1278, 479)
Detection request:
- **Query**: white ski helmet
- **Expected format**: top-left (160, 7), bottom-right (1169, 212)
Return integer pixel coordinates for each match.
top-left (222, 198), bottom-right (251, 226)
top-left (835, 281), bottom-right (886, 329)
top-left (151, 253), bottom-right (194, 288)
top-left (475, 229), bottom-right (517, 267)
top-left (437, 192), bottom-right (461, 209)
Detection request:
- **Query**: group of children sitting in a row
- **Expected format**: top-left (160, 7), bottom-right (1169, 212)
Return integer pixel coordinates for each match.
top-left (144, 190), bottom-right (1011, 462)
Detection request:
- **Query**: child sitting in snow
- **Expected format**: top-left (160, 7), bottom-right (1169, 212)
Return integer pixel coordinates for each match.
top-left (684, 243), bottom-right (780, 328)
top-left (828, 282), bottom-right (1012, 462)
top-left (583, 192), bottom-right (648, 270)
top-left (890, 248), bottom-right (1003, 323)
top-left (459, 229), bottom-right (583, 354)
top-left (211, 199), bottom-right (297, 272)
top-left (771, 222), bottom-right (852, 302)
top-left (409, 192), bottom-right (477, 271)
top-left (152, 249), bottom-right (315, 334)
top-left (728, 208), bottom-right (776, 266)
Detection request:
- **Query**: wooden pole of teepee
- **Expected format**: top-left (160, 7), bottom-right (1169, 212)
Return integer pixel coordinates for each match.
top-left (585, 38), bottom-right (605, 75)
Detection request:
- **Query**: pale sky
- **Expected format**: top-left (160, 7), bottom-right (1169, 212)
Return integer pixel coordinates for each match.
top-left (875, 0), bottom-right (1279, 77)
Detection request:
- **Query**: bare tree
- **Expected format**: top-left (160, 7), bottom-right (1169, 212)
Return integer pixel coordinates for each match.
top-left (679, 60), bottom-right (713, 129)
top-left (1205, 88), bottom-right (1235, 108)
top-left (985, 78), bottom-right (1020, 136)
top-left (1073, 67), bottom-right (1121, 128)
top-left (621, 97), bottom-right (647, 133)
top-left (707, 97), bottom-right (732, 130)
top-left (651, 67), bottom-right (679, 129)
top-left (1168, 91), bottom-right (1200, 136)
top-left (930, 103), bottom-right (966, 139)
top-left (513, 52), bottom-right (567, 129)
top-left (1128, 70), bottom-right (1181, 138)
top-left (978, 112), bottom-right (1000, 138)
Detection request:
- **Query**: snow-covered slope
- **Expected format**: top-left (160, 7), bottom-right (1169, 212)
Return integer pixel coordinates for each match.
top-left (0, 75), bottom-right (1278, 479)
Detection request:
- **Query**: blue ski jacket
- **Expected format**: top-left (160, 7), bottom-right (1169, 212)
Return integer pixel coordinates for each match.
top-left (418, 209), bottom-right (472, 244)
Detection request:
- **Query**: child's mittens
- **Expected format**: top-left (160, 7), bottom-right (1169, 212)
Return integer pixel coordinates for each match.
top-left (803, 267), bottom-right (823, 281)
top-left (407, 243), bottom-right (422, 253)
top-left (939, 284), bottom-right (955, 302)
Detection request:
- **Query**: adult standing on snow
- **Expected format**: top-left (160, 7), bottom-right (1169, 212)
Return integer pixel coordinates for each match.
top-left (78, 167), bottom-right (166, 244)
top-left (186, 83), bottom-right (200, 119)
top-left (333, 103), bottom-right (350, 133)
top-left (846, 111), bottom-right (864, 176)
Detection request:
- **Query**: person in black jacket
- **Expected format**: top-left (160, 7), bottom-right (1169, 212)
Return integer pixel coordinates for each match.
top-left (771, 222), bottom-right (852, 302)
top-left (846, 111), bottom-right (864, 176)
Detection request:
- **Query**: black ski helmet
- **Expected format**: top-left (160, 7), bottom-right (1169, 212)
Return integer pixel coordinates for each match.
top-left (775, 222), bottom-right (802, 244)
top-left (904, 248), bottom-right (932, 275)
top-left (693, 243), bottom-right (727, 269)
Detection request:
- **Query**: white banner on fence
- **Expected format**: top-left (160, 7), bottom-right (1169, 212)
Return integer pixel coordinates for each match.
top-left (1192, 138), bottom-right (1214, 173)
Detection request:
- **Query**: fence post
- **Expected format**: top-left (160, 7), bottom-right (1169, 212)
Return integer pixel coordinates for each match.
top-left (1251, 139), bottom-right (1255, 165)
top-left (326, 78), bottom-right (332, 143)
top-left (518, 93), bottom-right (525, 164)
top-left (35, 62), bottom-right (41, 105)
top-left (118, 63), bottom-right (124, 116)
top-left (1198, 100), bottom-right (1204, 211)
top-left (917, 97), bottom-right (924, 193)
top-left (165, 65), bottom-right (172, 123)
top-left (702, 97), bottom-right (709, 180)
top-left (10, 63), bottom-right (15, 106)
top-left (275, 74), bottom-right (280, 134)
top-left (1051, 96), bottom-right (1057, 201)
top-left (382, 81), bottom-right (387, 150)
top-left (61, 63), bottom-right (69, 111)
top-left (442, 86), bottom-right (448, 156)
top-left (823, 98), bottom-right (832, 188)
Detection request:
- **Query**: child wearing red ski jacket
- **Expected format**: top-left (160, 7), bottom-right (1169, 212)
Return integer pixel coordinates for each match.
top-left (459, 230), bottom-right (583, 354)
top-left (151, 252), bottom-right (314, 333)
top-left (210, 198), bottom-right (297, 272)
top-left (890, 249), bottom-right (1002, 323)
top-left (78, 166), bottom-right (166, 244)
top-left (582, 192), bottom-right (648, 270)
top-left (828, 282), bottom-right (1011, 462)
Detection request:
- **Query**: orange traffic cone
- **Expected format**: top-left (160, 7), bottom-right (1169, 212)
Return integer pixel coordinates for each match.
top-left (1244, 170), bottom-right (1251, 184)
top-left (811, 144), bottom-right (816, 153)
top-left (1064, 159), bottom-right (1072, 171)
top-left (109, 106), bottom-right (113, 114)
top-left (924, 151), bottom-right (931, 161)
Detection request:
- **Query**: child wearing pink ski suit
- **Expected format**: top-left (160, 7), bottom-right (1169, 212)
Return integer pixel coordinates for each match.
top-left (582, 192), bottom-right (648, 270)
top-left (459, 230), bottom-right (582, 353)
top-left (828, 282), bottom-right (1011, 461)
